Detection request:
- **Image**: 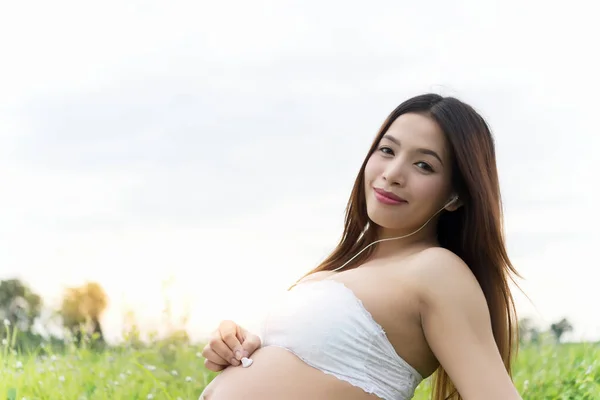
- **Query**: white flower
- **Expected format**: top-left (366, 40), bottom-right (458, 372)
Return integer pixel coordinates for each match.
top-left (58, 375), bottom-right (65, 382)
top-left (16, 360), bottom-right (23, 368)
top-left (147, 395), bottom-right (154, 399)
top-left (171, 370), bottom-right (178, 376)
top-left (3, 319), bottom-right (10, 326)
top-left (185, 376), bottom-right (192, 382)
top-left (51, 355), bottom-right (57, 361)
top-left (196, 351), bottom-right (202, 358)
top-left (2, 339), bottom-right (7, 345)
top-left (145, 365), bottom-right (156, 371)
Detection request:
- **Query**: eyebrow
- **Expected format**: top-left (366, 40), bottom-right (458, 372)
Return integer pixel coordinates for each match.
top-left (381, 134), bottom-right (444, 166)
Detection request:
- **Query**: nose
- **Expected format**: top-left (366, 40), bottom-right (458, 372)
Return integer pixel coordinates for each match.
top-left (382, 159), bottom-right (407, 187)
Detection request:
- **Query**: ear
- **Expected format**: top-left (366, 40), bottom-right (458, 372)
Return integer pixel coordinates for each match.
top-left (444, 194), bottom-right (463, 212)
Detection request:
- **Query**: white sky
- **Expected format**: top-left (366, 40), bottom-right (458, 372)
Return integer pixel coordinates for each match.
top-left (1, 0), bottom-right (599, 343)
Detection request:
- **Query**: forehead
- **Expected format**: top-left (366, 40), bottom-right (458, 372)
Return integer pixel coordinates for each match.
top-left (382, 113), bottom-right (449, 158)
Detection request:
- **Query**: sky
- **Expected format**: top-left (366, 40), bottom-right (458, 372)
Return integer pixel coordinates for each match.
top-left (0, 0), bottom-right (599, 344)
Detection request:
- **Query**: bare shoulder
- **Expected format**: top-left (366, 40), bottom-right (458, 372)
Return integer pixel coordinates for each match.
top-left (408, 247), bottom-right (523, 399)
top-left (410, 247), bottom-right (484, 308)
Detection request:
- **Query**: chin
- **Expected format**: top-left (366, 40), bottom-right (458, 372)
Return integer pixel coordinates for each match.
top-left (365, 192), bottom-right (411, 230)
top-left (366, 209), bottom-right (402, 231)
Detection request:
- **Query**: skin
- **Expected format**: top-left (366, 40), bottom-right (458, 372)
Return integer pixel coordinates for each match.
top-left (200, 113), bottom-right (522, 400)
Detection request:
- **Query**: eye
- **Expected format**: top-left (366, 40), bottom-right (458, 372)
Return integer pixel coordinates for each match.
top-left (378, 146), bottom-right (394, 156)
top-left (415, 161), bottom-right (434, 172)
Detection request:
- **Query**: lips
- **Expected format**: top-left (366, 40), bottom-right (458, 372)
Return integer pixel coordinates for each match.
top-left (373, 188), bottom-right (408, 204)
top-left (373, 188), bottom-right (407, 203)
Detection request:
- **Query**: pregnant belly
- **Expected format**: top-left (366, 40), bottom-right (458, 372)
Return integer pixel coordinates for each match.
top-left (200, 346), bottom-right (382, 400)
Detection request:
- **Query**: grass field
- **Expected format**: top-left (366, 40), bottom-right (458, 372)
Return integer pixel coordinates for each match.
top-left (1, 337), bottom-right (599, 399)
top-left (413, 342), bottom-right (600, 399)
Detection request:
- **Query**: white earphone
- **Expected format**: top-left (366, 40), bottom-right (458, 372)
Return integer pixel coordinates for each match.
top-left (446, 194), bottom-right (459, 207)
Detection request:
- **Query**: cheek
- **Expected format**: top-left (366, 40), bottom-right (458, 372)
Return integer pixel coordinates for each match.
top-left (363, 155), bottom-right (380, 186)
top-left (412, 174), bottom-right (450, 203)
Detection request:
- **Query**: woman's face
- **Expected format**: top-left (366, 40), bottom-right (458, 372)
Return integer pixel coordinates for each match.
top-left (364, 112), bottom-right (456, 234)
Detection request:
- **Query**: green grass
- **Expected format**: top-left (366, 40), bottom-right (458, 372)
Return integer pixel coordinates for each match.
top-left (0, 339), bottom-right (218, 400)
top-left (413, 342), bottom-right (600, 400)
top-left (1, 338), bottom-right (599, 399)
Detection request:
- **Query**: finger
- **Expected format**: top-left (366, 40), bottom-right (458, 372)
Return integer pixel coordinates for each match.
top-left (204, 358), bottom-right (226, 372)
top-left (219, 320), bottom-right (245, 360)
top-left (201, 344), bottom-right (229, 366)
top-left (208, 335), bottom-right (240, 366)
top-left (241, 332), bottom-right (262, 357)
top-left (236, 326), bottom-right (246, 343)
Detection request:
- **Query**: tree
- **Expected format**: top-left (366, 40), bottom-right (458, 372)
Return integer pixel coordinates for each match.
top-left (518, 317), bottom-right (541, 345)
top-left (0, 279), bottom-right (42, 332)
top-left (60, 282), bottom-right (108, 346)
top-left (550, 317), bottom-right (573, 343)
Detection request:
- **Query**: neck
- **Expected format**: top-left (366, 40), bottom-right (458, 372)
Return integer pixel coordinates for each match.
top-left (368, 220), bottom-right (440, 260)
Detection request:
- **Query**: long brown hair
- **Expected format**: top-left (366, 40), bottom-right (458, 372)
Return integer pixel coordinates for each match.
top-left (292, 93), bottom-right (522, 399)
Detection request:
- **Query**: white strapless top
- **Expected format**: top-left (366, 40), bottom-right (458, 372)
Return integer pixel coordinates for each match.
top-left (259, 279), bottom-right (423, 400)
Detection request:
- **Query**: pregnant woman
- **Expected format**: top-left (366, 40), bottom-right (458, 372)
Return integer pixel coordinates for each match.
top-left (199, 93), bottom-right (524, 400)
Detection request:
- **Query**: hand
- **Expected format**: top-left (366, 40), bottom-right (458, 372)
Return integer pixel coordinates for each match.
top-left (201, 320), bottom-right (262, 372)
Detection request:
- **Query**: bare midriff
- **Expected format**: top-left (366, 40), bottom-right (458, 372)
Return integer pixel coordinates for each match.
top-left (200, 346), bottom-right (382, 400)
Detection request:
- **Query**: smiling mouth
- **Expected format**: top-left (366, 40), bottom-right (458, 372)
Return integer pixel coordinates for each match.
top-left (373, 188), bottom-right (408, 205)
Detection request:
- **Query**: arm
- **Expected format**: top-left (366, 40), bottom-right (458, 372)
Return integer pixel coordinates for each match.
top-left (417, 249), bottom-right (522, 400)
